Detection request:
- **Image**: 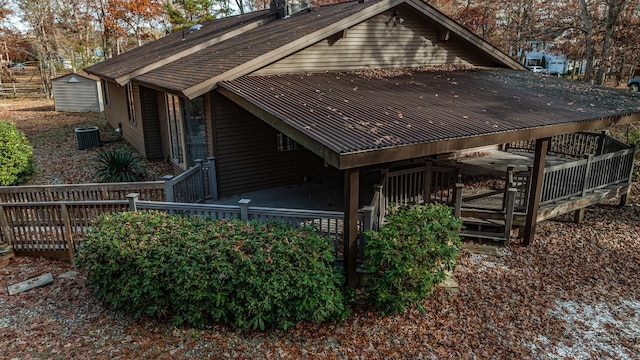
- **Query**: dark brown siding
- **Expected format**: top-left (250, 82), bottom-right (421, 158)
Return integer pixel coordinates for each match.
top-left (157, 92), bottom-right (170, 162)
top-left (254, 5), bottom-right (495, 75)
top-left (140, 86), bottom-right (163, 160)
top-left (213, 93), bottom-right (338, 197)
top-left (104, 81), bottom-right (146, 156)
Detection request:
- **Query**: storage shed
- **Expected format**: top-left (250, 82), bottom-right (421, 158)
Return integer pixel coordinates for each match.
top-left (52, 72), bottom-right (104, 112)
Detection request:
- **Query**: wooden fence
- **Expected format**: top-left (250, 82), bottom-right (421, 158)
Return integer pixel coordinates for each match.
top-left (0, 181), bottom-right (165, 202)
top-left (506, 131), bottom-right (614, 157)
top-left (383, 162), bottom-right (461, 207)
top-left (1, 193), bottom-right (374, 263)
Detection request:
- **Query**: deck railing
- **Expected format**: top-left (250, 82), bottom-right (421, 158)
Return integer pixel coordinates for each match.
top-left (541, 148), bottom-right (636, 205)
top-left (507, 131), bottom-right (613, 157)
top-left (384, 162), bottom-right (460, 207)
top-left (130, 195), bottom-right (371, 263)
top-left (164, 158), bottom-right (218, 203)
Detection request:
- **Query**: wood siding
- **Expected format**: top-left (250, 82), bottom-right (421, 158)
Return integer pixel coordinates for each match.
top-left (52, 75), bottom-right (103, 112)
top-left (140, 86), bottom-right (163, 160)
top-left (213, 93), bottom-right (338, 197)
top-left (103, 81), bottom-right (146, 157)
top-left (254, 5), bottom-right (496, 75)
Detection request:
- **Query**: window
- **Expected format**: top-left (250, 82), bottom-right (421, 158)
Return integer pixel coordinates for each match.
top-left (277, 132), bottom-right (297, 152)
top-left (166, 94), bottom-right (209, 168)
top-left (166, 94), bottom-right (185, 167)
top-left (126, 83), bottom-right (136, 124)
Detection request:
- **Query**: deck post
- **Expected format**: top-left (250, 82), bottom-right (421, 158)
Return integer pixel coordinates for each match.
top-left (524, 138), bottom-right (549, 245)
top-left (574, 208), bottom-right (585, 224)
top-left (195, 159), bottom-right (205, 202)
top-left (504, 188), bottom-right (516, 245)
top-left (239, 199), bottom-right (251, 221)
top-left (60, 203), bottom-right (75, 261)
top-left (453, 183), bottom-right (464, 218)
top-left (208, 157), bottom-right (219, 201)
top-left (163, 175), bottom-right (175, 202)
top-left (374, 184), bottom-right (384, 228)
top-left (127, 193), bottom-right (140, 212)
top-left (344, 168), bottom-right (359, 288)
top-left (596, 130), bottom-right (607, 155)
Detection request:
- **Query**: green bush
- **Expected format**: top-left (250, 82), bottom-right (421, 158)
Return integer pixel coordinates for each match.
top-left (75, 211), bottom-right (348, 330)
top-left (364, 204), bottom-right (462, 315)
top-left (94, 147), bottom-right (145, 183)
top-left (0, 121), bottom-right (33, 186)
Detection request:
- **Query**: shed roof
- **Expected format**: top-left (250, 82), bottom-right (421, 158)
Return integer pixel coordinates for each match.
top-left (218, 68), bottom-right (640, 169)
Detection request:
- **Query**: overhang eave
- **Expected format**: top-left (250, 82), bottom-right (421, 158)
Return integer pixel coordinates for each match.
top-left (336, 113), bottom-right (640, 169)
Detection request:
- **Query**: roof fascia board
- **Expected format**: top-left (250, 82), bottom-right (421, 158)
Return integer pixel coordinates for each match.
top-left (338, 113), bottom-right (640, 169)
top-left (216, 86), bottom-right (342, 168)
top-left (406, 0), bottom-right (526, 70)
top-left (115, 15), bottom-right (276, 86)
top-left (183, 0), bottom-right (405, 99)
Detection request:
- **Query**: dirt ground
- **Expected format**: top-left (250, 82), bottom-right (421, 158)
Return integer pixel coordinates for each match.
top-left (0, 98), bottom-right (172, 185)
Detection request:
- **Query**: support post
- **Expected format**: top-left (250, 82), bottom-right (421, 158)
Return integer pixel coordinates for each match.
top-left (127, 193), bottom-right (140, 212)
top-left (374, 184), bottom-right (384, 229)
top-left (208, 157), bottom-right (218, 201)
top-left (163, 175), bottom-right (175, 202)
top-left (504, 188), bottom-right (516, 245)
top-left (362, 206), bottom-right (375, 232)
top-left (453, 183), bottom-right (464, 218)
top-left (343, 169), bottom-right (359, 288)
top-left (596, 130), bottom-right (608, 155)
top-left (581, 155), bottom-right (594, 196)
top-left (524, 138), bottom-right (549, 246)
top-left (574, 208), bottom-right (585, 224)
top-left (504, 165), bottom-right (515, 210)
top-left (239, 199), bottom-right (251, 221)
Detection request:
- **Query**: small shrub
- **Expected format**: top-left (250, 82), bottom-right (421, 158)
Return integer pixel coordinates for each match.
top-left (94, 147), bottom-right (145, 182)
top-left (0, 121), bottom-right (33, 185)
top-left (364, 204), bottom-right (462, 315)
top-left (75, 211), bottom-right (348, 330)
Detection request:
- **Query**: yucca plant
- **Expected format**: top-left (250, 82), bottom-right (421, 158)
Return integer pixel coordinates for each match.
top-left (94, 147), bottom-right (145, 183)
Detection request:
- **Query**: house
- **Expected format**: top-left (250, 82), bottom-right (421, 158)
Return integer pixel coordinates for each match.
top-left (52, 72), bottom-right (104, 112)
top-left (525, 49), bottom-right (568, 74)
top-left (85, 0), bottom-right (640, 285)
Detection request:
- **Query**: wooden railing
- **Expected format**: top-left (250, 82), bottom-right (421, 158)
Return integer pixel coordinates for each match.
top-left (130, 195), bottom-right (371, 264)
top-left (0, 200), bottom-right (128, 260)
top-left (507, 131), bottom-right (611, 157)
top-left (384, 162), bottom-right (460, 207)
top-left (541, 148), bottom-right (636, 205)
top-left (0, 181), bottom-right (165, 203)
top-left (164, 158), bottom-right (218, 203)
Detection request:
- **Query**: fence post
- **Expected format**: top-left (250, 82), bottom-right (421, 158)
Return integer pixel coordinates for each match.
top-left (0, 205), bottom-right (13, 245)
top-left (504, 188), bottom-right (516, 245)
top-left (208, 157), bottom-right (218, 201)
top-left (239, 199), bottom-right (251, 221)
top-left (59, 203), bottom-right (75, 261)
top-left (453, 183), bottom-right (464, 218)
top-left (195, 159), bottom-right (204, 203)
top-left (504, 165), bottom-right (515, 210)
top-left (524, 165), bottom-right (533, 210)
top-left (581, 155), bottom-right (594, 196)
top-left (127, 193), bottom-right (140, 211)
top-left (374, 184), bottom-right (384, 228)
top-left (163, 175), bottom-right (175, 202)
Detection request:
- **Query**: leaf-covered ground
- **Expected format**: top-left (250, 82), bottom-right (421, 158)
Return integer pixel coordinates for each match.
top-left (2, 98), bottom-right (640, 358)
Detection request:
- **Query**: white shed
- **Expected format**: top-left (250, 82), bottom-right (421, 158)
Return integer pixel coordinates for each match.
top-left (52, 72), bottom-right (104, 112)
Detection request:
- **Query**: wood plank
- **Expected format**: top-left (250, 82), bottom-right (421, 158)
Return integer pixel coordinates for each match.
top-left (8, 273), bottom-right (54, 295)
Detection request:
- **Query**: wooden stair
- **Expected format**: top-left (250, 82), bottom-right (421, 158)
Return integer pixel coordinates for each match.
top-left (461, 216), bottom-right (509, 244)
top-left (0, 243), bottom-right (15, 267)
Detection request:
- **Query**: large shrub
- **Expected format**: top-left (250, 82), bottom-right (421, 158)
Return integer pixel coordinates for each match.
top-left (75, 211), bottom-right (348, 330)
top-left (94, 147), bottom-right (145, 183)
top-left (364, 204), bottom-right (462, 314)
top-left (0, 121), bottom-right (33, 186)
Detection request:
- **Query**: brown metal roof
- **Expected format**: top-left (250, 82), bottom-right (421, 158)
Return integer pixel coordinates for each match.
top-left (218, 69), bottom-right (640, 168)
top-left (86, 0), bottom-right (524, 98)
top-left (85, 10), bottom-right (272, 81)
